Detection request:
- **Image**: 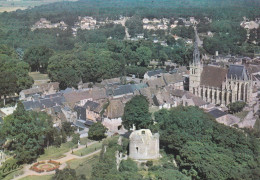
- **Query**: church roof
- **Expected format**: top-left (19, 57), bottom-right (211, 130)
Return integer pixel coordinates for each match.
top-left (227, 65), bottom-right (248, 80)
top-left (200, 66), bottom-right (228, 88)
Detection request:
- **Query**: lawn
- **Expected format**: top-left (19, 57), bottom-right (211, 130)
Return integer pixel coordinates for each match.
top-left (73, 142), bottom-right (102, 157)
top-left (80, 137), bottom-right (93, 145)
top-left (20, 175), bottom-right (53, 180)
top-left (2, 169), bottom-right (24, 180)
top-left (234, 111), bottom-right (249, 120)
top-left (38, 141), bottom-right (76, 161)
top-left (29, 72), bottom-right (50, 86)
top-left (67, 155), bottom-right (99, 179)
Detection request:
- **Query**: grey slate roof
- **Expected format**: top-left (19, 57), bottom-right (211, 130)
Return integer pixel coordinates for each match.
top-left (227, 65), bottom-right (248, 80)
top-left (146, 69), bottom-right (165, 77)
top-left (83, 101), bottom-right (99, 111)
top-left (74, 106), bottom-right (86, 120)
top-left (74, 120), bottom-right (87, 129)
top-left (208, 109), bottom-right (227, 119)
top-left (22, 95), bottom-right (65, 111)
top-left (113, 83), bottom-right (147, 97)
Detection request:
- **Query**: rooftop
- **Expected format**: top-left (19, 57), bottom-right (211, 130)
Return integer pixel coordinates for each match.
top-left (208, 109), bottom-right (227, 119)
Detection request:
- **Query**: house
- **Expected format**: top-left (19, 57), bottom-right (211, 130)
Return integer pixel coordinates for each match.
top-left (136, 33), bottom-right (144, 39)
top-left (102, 99), bottom-right (127, 133)
top-left (143, 18), bottom-right (150, 24)
top-left (112, 83), bottom-right (147, 98)
top-left (146, 77), bottom-right (166, 89)
top-left (208, 108), bottom-right (227, 124)
top-left (139, 87), bottom-right (157, 106)
top-left (153, 89), bottom-right (172, 109)
top-left (182, 92), bottom-right (208, 108)
top-left (143, 24), bottom-right (157, 30)
top-left (162, 73), bottom-right (184, 89)
top-left (170, 24), bottom-right (177, 29)
top-left (22, 94), bottom-right (65, 112)
top-left (20, 82), bottom-right (59, 100)
top-left (0, 106), bottom-right (17, 117)
top-left (84, 100), bottom-right (105, 122)
top-left (240, 21), bottom-right (259, 30)
top-left (101, 77), bottom-right (121, 87)
top-left (144, 69), bottom-right (165, 80)
top-left (157, 24), bottom-right (168, 30)
top-left (61, 106), bottom-right (77, 123)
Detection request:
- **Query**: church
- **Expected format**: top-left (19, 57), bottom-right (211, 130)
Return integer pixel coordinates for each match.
top-left (189, 41), bottom-right (252, 106)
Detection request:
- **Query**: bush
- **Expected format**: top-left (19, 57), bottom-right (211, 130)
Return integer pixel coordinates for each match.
top-left (228, 101), bottom-right (246, 113)
top-left (72, 134), bottom-right (80, 144)
top-left (146, 161), bottom-right (153, 167)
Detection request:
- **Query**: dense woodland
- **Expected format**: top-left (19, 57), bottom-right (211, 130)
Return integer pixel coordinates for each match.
top-left (120, 96), bottom-right (260, 180)
top-left (0, 1), bottom-right (260, 179)
top-left (0, 0), bottom-right (259, 91)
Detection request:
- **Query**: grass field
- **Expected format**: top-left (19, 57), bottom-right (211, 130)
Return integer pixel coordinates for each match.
top-left (234, 111), bottom-right (249, 120)
top-left (20, 175), bottom-right (53, 180)
top-left (3, 168), bottom-right (24, 180)
top-left (73, 141), bottom-right (102, 157)
top-left (38, 141), bottom-right (76, 161)
top-left (0, 0), bottom-right (77, 12)
top-left (29, 72), bottom-right (50, 86)
top-left (67, 155), bottom-right (99, 179)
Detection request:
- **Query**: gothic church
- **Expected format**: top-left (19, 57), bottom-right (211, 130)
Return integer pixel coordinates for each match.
top-left (189, 41), bottom-right (252, 106)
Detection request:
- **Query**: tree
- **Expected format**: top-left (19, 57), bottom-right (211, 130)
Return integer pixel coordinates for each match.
top-left (0, 72), bottom-right (17, 105)
top-left (52, 168), bottom-right (77, 180)
top-left (154, 106), bottom-right (260, 180)
top-left (136, 46), bottom-right (152, 67)
top-left (122, 95), bottom-right (152, 130)
top-left (61, 122), bottom-right (74, 137)
top-left (227, 101), bottom-right (246, 113)
top-left (72, 134), bottom-right (80, 144)
top-left (47, 53), bottom-right (81, 89)
top-left (119, 159), bottom-right (138, 172)
top-left (0, 47), bottom-right (33, 104)
top-left (1, 102), bottom-right (53, 164)
top-left (88, 122), bottom-right (107, 141)
top-left (23, 46), bottom-right (54, 73)
top-left (125, 16), bottom-right (143, 37)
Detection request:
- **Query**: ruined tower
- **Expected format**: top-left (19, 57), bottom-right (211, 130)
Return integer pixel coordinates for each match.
top-left (129, 129), bottom-right (160, 160)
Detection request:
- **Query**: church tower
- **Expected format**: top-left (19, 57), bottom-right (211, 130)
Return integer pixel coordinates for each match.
top-left (189, 38), bottom-right (202, 96)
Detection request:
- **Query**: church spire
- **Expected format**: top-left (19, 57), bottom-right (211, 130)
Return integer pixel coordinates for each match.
top-left (193, 27), bottom-right (200, 65)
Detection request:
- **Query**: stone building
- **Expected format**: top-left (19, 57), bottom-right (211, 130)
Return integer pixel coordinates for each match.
top-left (129, 129), bottom-right (160, 160)
top-left (189, 40), bottom-right (253, 106)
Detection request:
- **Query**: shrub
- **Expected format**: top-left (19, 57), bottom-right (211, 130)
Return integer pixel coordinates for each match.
top-left (228, 101), bottom-right (246, 113)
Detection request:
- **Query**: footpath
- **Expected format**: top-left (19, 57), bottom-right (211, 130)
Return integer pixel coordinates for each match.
top-left (13, 141), bottom-right (101, 180)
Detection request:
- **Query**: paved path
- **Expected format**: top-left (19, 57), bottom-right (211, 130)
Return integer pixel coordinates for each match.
top-left (13, 141), bottom-right (101, 180)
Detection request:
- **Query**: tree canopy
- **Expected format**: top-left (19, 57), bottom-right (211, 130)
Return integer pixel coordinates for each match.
top-left (1, 102), bottom-right (54, 164)
top-left (23, 46), bottom-right (54, 73)
top-left (88, 122), bottom-right (107, 141)
top-left (122, 95), bottom-right (152, 130)
top-left (154, 106), bottom-right (260, 180)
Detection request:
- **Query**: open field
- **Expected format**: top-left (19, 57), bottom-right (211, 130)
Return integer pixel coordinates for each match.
top-left (73, 141), bottom-right (102, 156)
top-left (20, 175), bottom-right (53, 180)
top-left (234, 111), bottom-right (249, 120)
top-left (38, 141), bottom-right (76, 161)
top-left (0, 0), bottom-right (77, 12)
top-left (29, 72), bottom-right (50, 86)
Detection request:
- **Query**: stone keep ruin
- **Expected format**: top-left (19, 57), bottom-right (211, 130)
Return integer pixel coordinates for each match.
top-left (129, 129), bottom-right (160, 160)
